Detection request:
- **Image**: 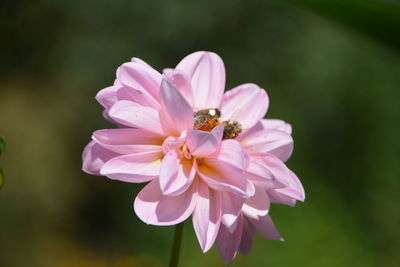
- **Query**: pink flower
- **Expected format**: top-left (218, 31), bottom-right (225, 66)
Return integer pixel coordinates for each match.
top-left (216, 119), bottom-right (305, 263)
top-left (82, 51), bottom-right (304, 262)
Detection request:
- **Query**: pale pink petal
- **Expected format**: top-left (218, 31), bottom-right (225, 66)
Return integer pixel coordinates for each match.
top-left (248, 215), bottom-right (284, 241)
top-left (192, 181), bottom-right (222, 252)
top-left (116, 86), bottom-right (160, 110)
top-left (92, 128), bottom-right (162, 154)
top-left (206, 139), bottom-right (249, 171)
top-left (220, 192), bottom-right (246, 232)
top-left (197, 163), bottom-right (251, 198)
top-left (267, 189), bottom-right (297, 207)
top-left (134, 179), bottom-right (197, 225)
top-left (158, 151), bottom-right (179, 192)
top-left (256, 154), bottom-right (291, 186)
top-left (158, 109), bottom-right (177, 137)
top-left (163, 68), bottom-right (194, 106)
top-left (171, 158), bottom-right (197, 196)
top-left (117, 61), bottom-right (162, 101)
top-left (82, 141), bottom-right (119, 175)
top-left (241, 127), bottom-right (293, 162)
top-left (186, 124), bottom-right (224, 157)
top-left (221, 83), bottom-right (268, 129)
top-left (159, 79), bottom-right (194, 135)
top-left (246, 181), bottom-right (256, 199)
top-left (238, 119), bottom-right (292, 141)
top-left (162, 134), bottom-right (186, 153)
top-left (159, 152), bottom-right (196, 196)
top-left (274, 169), bottom-right (305, 202)
top-left (239, 217), bottom-right (255, 255)
top-left (108, 100), bottom-right (164, 136)
top-left (96, 84), bottom-right (121, 110)
top-left (131, 57), bottom-right (152, 67)
top-left (242, 186), bottom-right (270, 219)
top-left (100, 151), bottom-right (163, 183)
top-left (260, 154), bottom-right (304, 201)
top-left (198, 139), bottom-right (253, 197)
top-left (245, 159), bottom-right (287, 189)
top-left (101, 110), bottom-right (115, 123)
top-left (216, 215), bottom-right (243, 264)
top-left (261, 119), bottom-right (292, 135)
top-left (176, 51), bottom-right (225, 109)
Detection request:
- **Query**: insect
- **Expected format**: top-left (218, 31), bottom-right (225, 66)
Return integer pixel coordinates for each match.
top-left (193, 108), bottom-right (242, 140)
top-left (194, 108), bottom-right (222, 131)
top-left (222, 120), bottom-right (242, 140)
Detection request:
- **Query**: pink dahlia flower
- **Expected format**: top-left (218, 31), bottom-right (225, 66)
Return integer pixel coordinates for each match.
top-left (82, 51), bottom-right (304, 262)
top-left (216, 119), bottom-right (305, 263)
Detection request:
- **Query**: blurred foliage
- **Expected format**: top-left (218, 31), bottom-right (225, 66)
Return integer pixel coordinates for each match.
top-left (0, 0), bottom-right (399, 266)
top-left (0, 169), bottom-right (3, 189)
top-left (280, 0), bottom-right (400, 52)
top-left (0, 137), bottom-right (5, 155)
top-left (0, 137), bottom-right (4, 189)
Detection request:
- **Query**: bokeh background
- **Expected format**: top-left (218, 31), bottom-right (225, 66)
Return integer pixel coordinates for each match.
top-left (1, 0), bottom-right (400, 266)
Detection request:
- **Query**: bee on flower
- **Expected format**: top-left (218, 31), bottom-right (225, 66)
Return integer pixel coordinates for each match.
top-left (82, 51), bottom-right (304, 264)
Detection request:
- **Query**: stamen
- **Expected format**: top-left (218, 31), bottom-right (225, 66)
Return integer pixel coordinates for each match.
top-left (182, 145), bottom-right (191, 160)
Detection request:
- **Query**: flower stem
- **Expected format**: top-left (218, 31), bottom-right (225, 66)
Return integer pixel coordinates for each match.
top-left (169, 222), bottom-right (184, 267)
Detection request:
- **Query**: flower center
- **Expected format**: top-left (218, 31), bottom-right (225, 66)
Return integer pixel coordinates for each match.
top-left (193, 108), bottom-right (242, 139)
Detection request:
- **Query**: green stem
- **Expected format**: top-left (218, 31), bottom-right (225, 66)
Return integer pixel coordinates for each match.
top-left (169, 222), bottom-right (184, 267)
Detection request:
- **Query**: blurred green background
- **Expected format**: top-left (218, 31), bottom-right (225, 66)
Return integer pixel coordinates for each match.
top-left (1, 0), bottom-right (400, 266)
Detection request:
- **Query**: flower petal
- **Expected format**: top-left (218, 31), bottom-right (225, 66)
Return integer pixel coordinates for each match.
top-left (163, 68), bottom-right (194, 106)
top-left (117, 61), bottom-right (162, 101)
top-left (267, 189), bottom-right (297, 207)
top-left (158, 151), bottom-right (178, 192)
top-left (192, 181), bottom-right (222, 252)
top-left (245, 159), bottom-right (287, 189)
top-left (239, 217), bottom-right (255, 255)
top-left (159, 79), bottom-right (194, 135)
top-left (260, 154), bottom-right (304, 201)
top-left (186, 124), bottom-right (224, 157)
top-left (261, 119), bottom-right (292, 135)
top-left (216, 215), bottom-right (243, 264)
top-left (197, 163), bottom-right (250, 198)
top-left (82, 141), bottom-right (119, 175)
top-left (158, 109), bottom-right (177, 137)
top-left (108, 100), bottom-right (164, 136)
top-left (198, 140), bottom-right (253, 197)
top-left (92, 128), bottom-right (162, 154)
top-left (238, 119), bottom-right (292, 141)
top-left (100, 151), bottom-right (163, 183)
top-left (256, 154), bottom-right (291, 186)
top-left (134, 179), bottom-right (197, 225)
top-left (274, 169), bottom-right (305, 202)
top-left (162, 134), bottom-right (186, 153)
top-left (176, 51), bottom-right (225, 109)
top-left (206, 139), bottom-right (249, 171)
top-left (220, 192), bottom-right (246, 232)
top-left (221, 83), bottom-right (269, 129)
top-left (116, 86), bottom-right (160, 110)
top-left (240, 123), bottom-right (293, 162)
top-left (131, 57), bottom-right (152, 67)
top-left (96, 84), bottom-right (121, 110)
top-left (242, 186), bottom-right (270, 219)
top-left (159, 152), bottom-right (196, 196)
top-left (248, 215), bottom-right (284, 241)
